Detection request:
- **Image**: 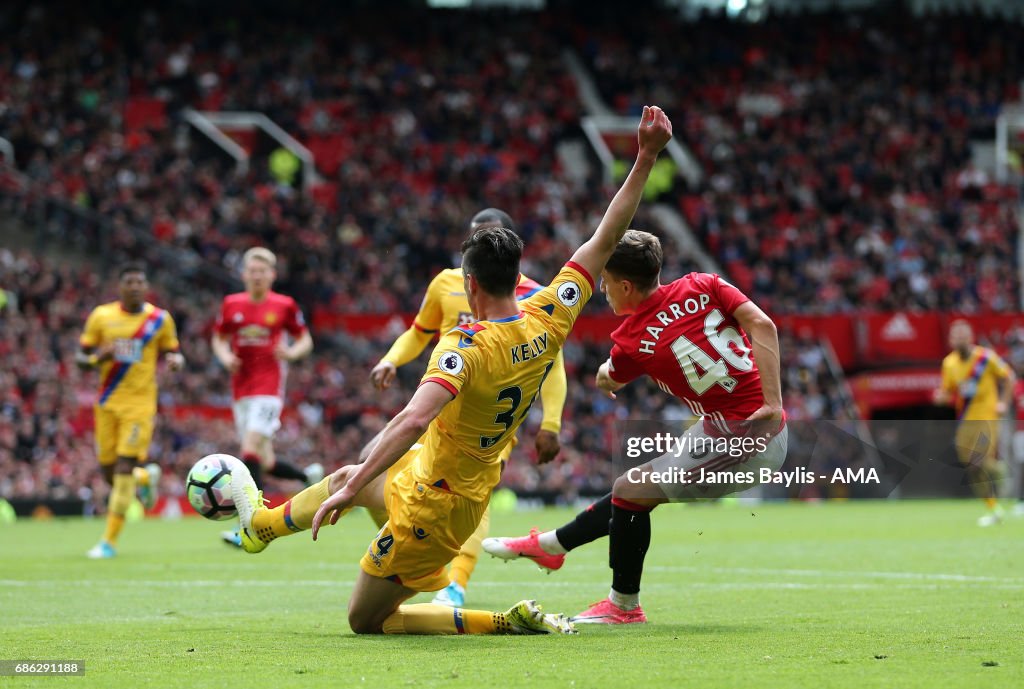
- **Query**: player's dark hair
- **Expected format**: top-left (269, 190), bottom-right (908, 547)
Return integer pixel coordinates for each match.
top-left (605, 230), bottom-right (662, 291)
top-left (461, 226), bottom-right (523, 296)
top-left (118, 263), bottom-right (147, 279)
top-left (469, 208), bottom-right (516, 234)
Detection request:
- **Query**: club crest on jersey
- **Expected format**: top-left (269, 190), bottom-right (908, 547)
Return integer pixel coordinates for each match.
top-left (439, 351), bottom-right (465, 375)
top-left (265, 312), bottom-right (277, 325)
top-left (557, 281), bottom-right (581, 307)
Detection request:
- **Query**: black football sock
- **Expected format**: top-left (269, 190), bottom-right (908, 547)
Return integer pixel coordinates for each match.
top-left (267, 461), bottom-right (308, 482)
top-left (242, 454), bottom-right (263, 491)
top-left (609, 497), bottom-right (653, 596)
top-left (555, 493), bottom-right (613, 551)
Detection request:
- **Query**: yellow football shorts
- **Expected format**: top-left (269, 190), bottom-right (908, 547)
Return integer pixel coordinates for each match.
top-left (94, 404), bottom-right (154, 465)
top-left (359, 447), bottom-right (488, 592)
top-left (953, 420), bottom-right (1000, 467)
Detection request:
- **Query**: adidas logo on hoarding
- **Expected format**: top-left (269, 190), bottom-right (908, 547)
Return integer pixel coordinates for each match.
top-left (881, 313), bottom-right (916, 340)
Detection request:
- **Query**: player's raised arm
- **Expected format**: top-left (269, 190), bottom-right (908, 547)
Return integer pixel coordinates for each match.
top-left (569, 106), bottom-right (672, 281)
top-left (311, 381), bottom-right (453, 538)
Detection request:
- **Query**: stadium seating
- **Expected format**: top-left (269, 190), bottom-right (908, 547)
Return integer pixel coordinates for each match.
top-left (573, 8), bottom-right (1021, 313)
top-left (1, 5), bottom-right (1020, 504)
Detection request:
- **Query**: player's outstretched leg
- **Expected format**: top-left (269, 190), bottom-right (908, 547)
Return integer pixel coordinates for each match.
top-left (482, 494), bottom-right (613, 571)
top-left (433, 505), bottom-right (492, 607)
top-left (232, 463), bottom-right (371, 554)
top-left (222, 460), bottom-right (321, 546)
top-left (376, 600), bottom-right (576, 635)
top-left (351, 569), bottom-right (576, 636)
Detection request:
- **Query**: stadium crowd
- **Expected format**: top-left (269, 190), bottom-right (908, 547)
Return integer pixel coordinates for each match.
top-left (576, 7), bottom-right (1022, 313)
top-left (0, 5), bottom-right (1018, 506)
top-left (1, 4), bottom-right (640, 310)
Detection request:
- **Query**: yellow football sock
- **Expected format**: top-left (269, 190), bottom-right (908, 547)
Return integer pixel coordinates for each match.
top-left (103, 474), bottom-right (135, 545)
top-left (985, 497), bottom-right (998, 510)
top-left (449, 506), bottom-right (489, 589)
top-left (102, 514), bottom-right (125, 545)
top-left (381, 604), bottom-right (511, 635)
top-left (252, 477), bottom-right (349, 543)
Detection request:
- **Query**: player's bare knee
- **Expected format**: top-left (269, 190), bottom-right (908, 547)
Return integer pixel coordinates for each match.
top-left (613, 473), bottom-right (664, 508)
top-left (613, 471), bottom-right (644, 500)
top-left (347, 606), bottom-right (384, 635)
top-left (242, 432), bottom-right (269, 460)
top-left (348, 617), bottom-right (383, 635)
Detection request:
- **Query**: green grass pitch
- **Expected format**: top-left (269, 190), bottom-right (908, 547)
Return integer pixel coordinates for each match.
top-left (1, 500), bottom-right (1022, 688)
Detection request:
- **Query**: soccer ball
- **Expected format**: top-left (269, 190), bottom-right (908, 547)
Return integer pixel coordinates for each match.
top-left (186, 454), bottom-right (242, 521)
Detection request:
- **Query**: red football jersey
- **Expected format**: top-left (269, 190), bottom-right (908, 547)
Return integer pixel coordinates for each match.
top-left (608, 273), bottom-right (764, 422)
top-left (214, 291), bottom-right (307, 399)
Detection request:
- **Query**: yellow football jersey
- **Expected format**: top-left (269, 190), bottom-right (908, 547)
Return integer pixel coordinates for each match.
top-left (941, 346), bottom-right (1010, 421)
top-left (80, 301), bottom-right (180, 412)
top-left (411, 262), bottom-right (593, 501)
top-left (411, 268), bottom-right (545, 337)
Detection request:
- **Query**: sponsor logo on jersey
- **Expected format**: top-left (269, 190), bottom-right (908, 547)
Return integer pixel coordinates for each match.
top-left (112, 338), bottom-right (144, 363)
top-left (237, 324), bottom-right (271, 346)
top-left (557, 281), bottom-right (581, 307)
top-left (239, 325), bottom-right (270, 338)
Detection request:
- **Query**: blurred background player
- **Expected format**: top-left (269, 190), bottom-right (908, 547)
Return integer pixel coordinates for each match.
top-left (935, 320), bottom-right (1015, 526)
top-left (212, 247), bottom-right (320, 547)
top-left (76, 264), bottom-right (184, 559)
top-left (368, 207), bottom-right (567, 608)
top-left (484, 230), bottom-right (787, 624)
